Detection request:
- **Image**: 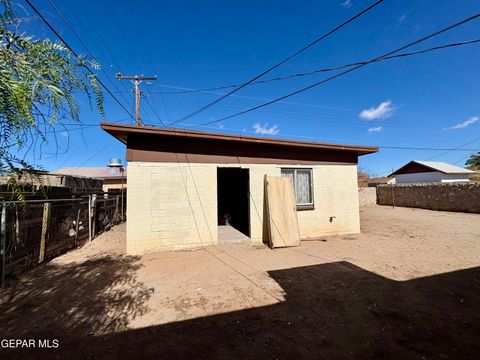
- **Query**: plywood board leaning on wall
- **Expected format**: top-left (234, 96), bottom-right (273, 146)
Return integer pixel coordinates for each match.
top-left (264, 175), bottom-right (300, 248)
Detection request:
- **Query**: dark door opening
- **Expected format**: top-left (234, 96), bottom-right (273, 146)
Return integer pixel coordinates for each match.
top-left (217, 168), bottom-right (250, 237)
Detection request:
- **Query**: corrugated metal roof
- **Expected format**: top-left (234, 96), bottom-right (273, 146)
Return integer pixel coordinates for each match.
top-left (52, 167), bottom-right (126, 179)
top-left (413, 161), bottom-right (475, 174)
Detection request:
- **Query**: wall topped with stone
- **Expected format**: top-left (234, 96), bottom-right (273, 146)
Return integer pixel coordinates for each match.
top-left (377, 182), bottom-right (480, 213)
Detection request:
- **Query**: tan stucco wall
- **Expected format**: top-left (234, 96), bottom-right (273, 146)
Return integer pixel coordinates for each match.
top-left (126, 162), bottom-right (359, 255)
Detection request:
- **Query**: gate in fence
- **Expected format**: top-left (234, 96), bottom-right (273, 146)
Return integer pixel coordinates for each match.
top-left (0, 194), bottom-right (125, 286)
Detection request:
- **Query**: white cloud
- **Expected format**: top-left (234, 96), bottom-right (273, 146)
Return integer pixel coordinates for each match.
top-left (398, 14), bottom-right (407, 23)
top-left (444, 116), bottom-right (479, 130)
top-left (340, 0), bottom-right (352, 8)
top-left (368, 126), bottom-right (383, 133)
top-left (359, 100), bottom-right (395, 120)
top-left (253, 123), bottom-right (279, 135)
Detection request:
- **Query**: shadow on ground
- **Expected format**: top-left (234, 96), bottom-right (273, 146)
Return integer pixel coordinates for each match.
top-left (0, 255), bottom-right (154, 339)
top-left (2, 261), bottom-right (479, 359)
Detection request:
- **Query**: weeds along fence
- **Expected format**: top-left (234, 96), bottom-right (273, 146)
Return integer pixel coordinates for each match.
top-left (0, 194), bottom-right (126, 286)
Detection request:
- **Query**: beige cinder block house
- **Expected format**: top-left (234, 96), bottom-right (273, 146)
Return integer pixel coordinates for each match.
top-left (101, 123), bottom-right (378, 255)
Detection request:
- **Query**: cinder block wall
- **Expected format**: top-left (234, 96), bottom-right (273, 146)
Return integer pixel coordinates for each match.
top-left (127, 162), bottom-right (217, 254)
top-left (298, 164), bottom-right (360, 238)
top-left (127, 162), bottom-right (360, 254)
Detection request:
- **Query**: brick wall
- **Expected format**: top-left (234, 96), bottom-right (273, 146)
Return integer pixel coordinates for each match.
top-left (376, 183), bottom-right (480, 213)
top-left (127, 162), bottom-right (360, 254)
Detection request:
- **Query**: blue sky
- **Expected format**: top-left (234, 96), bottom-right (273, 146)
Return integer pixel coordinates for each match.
top-left (14, 0), bottom-right (480, 176)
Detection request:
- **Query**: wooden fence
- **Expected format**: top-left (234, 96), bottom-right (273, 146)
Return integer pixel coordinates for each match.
top-left (0, 194), bottom-right (126, 286)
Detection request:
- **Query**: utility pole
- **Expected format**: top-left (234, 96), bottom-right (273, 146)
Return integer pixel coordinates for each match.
top-left (115, 74), bottom-right (156, 126)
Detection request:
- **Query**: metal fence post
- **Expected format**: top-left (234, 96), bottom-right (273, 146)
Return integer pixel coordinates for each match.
top-left (1, 203), bottom-right (7, 288)
top-left (91, 194), bottom-right (97, 240)
top-left (88, 195), bottom-right (92, 242)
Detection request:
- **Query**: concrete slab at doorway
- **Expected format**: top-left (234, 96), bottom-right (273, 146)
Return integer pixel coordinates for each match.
top-left (218, 225), bottom-right (250, 244)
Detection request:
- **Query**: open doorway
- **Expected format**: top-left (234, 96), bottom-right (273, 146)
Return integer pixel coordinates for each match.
top-left (217, 168), bottom-right (250, 239)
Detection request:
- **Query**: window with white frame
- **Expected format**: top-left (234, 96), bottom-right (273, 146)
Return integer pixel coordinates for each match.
top-left (281, 168), bottom-right (314, 207)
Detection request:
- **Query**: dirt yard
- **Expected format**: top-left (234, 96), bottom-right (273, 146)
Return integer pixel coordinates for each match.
top-left (1, 205), bottom-right (479, 359)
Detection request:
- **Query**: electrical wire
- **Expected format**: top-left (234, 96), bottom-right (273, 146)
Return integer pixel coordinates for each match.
top-left (146, 39), bottom-right (480, 95)
top-left (46, 0), bottom-right (134, 113)
top-left (199, 12), bottom-right (480, 126)
top-left (169, 0), bottom-right (386, 125)
top-left (426, 136), bottom-right (480, 160)
top-left (143, 121), bottom-right (480, 152)
top-left (126, 1), bottom-right (169, 125)
top-left (61, 1), bottom-right (135, 105)
top-left (78, 143), bottom-right (111, 167)
top-left (454, 148), bottom-right (479, 165)
top-left (146, 83), bottom-right (359, 112)
top-left (24, 0), bottom-right (134, 120)
top-left (380, 145), bottom-right (479, 151)
top-left (107, 0), bottom-right (165, 125)
top-left (172, 99), bottom-right (441, 129)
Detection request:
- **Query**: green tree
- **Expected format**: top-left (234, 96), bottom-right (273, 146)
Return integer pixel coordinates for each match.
top-left (0, 0), bottom-right (104, 197)
top-left (465, 152), bottom-right (480, 171)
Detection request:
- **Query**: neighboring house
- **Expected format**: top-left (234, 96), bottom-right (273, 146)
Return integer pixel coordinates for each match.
top-left (52, 167), bottom-right (127, 192)
top-left (101, 122), bottom-right (378, 255)
top-left (368, 177), bottom-right (395, 187)
top-left (0, 170), bottom-right (103, 197)
top-left (389, 160), bottom-right (475, 184)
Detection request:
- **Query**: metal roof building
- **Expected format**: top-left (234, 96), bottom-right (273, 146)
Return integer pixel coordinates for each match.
top-left (389, 160), bottom-right (475, 184)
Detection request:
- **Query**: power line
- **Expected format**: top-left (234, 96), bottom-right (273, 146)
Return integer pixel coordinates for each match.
top-left (454, 148), bottom-right (479, 165)
top-left (199, 12), bottom-right (480, 127)
top-left (143, 96), bottom-right (166, 126)
top-left (381, 146), bottom-right (479, 151)
top-left (169, 0), bottom-right (385, 125)
top-left (108, 0), bottom-right (143, 71)
top-left (107, 0), bottom-right (166, 125)
top-left (170, 99), bottom-right (442, 129)
top-left (144, 83), bottom-right (360, 112)
top-left (146, 39), bottom-right (479, 95)
top-left (45, 0), bottom-right (134, 113)
top-left (78, 143), bottom-right (111, 167)
top-left (115, 74), bottom-right (157, 126)
top-left (426, 136), bottom-right (480, 160)
top-left (62, 1), bottom-right (135, 108)
top-left (126, 1), bottom-right (169, 124)
top-left (143, 121), bottom-right (480, 152)
top-left (24, 0), bottom-right (134, 120)
top-left (67, 1), bottom-right (156, 126)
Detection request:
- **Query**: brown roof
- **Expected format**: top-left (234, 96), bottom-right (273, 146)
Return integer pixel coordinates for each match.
top-left (100, 122), bottom-right (378, 156)
top-left (52, 167), bottom-right (126, 179)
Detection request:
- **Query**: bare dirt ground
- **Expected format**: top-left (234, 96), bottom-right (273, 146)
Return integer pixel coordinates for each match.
top-left (1, 205), bottom-right (479, 359)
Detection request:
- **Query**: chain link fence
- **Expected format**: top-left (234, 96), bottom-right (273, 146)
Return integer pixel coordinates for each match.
top-left (0, 193), bottom-right (126, 286)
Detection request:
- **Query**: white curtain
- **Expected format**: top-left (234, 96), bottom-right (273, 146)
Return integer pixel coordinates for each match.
top-left (281, 169), bottom-right (295, 188)
top-left (296, 170), bottom-right (312, 204)
top-left (281, 169), bottom-right (312, 204)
